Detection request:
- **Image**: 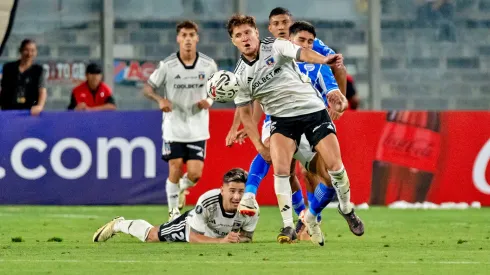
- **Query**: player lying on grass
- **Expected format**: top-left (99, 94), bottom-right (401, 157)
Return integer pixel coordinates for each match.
top-left (93, 168), bottom-right (259, 244)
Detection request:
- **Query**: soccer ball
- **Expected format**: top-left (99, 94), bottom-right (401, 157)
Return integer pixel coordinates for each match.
top-left (206, 70), bottom-right (240, 103)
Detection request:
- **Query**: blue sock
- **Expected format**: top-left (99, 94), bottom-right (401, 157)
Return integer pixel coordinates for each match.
top-left (244, 154), bottom-right (270, 195)
top-left (292, 190), bottom-right (306, 216)
top-left (308, 184), bottom-right (336, 216)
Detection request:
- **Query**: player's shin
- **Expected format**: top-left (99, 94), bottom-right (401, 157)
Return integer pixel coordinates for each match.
top-left (307, 183), bottom-right (336, 219)
top-left (274, 175), bottom-right (294, 228)
top-left (166, 179), bottom-right (180, 209)
top-left (244, 153), bottom-right (270, 196)
top-left (328, 164), bottom-right (353, 214)
top-left (292, 190), bottom-right (305, 216)
top-left (114, 220), bottom-right (152, 242)
top-left (179, 173), bottom-right (196, 191)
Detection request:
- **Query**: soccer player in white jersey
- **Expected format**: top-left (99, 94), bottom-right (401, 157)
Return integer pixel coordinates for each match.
top-left (143, 21), bottom-right (218, 221)
top-left (226, 14), bottom-right (363, 246)
top-left (93, 168), bottom-right (258, 244)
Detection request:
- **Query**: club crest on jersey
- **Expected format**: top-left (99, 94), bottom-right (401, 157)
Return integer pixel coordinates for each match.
top-left (265, 56), bottom-right (275, 66)
top-left (198, 72), bottom-right (206, 80)
top-left (304, 64), bottom-right (315, 71)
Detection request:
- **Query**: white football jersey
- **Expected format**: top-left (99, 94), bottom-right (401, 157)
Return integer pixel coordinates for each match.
top-left (233, 37), bottom-right (325, 117)
top-left (148, 52), bottom-right (218, 142)
top-left (185, 189), bottom-right (259, 241)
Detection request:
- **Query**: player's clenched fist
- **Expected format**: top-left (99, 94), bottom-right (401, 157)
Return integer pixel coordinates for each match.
top-left (158, 98), bottom-right (172, 112)
top-left (197, 99), bottom-right (212, 110)
top-left (327, 90), bottom-right (348, 113)
top-left (220, 232), bottom-right (240, 243)
top-left (324, 53), bottom-right (344, 69)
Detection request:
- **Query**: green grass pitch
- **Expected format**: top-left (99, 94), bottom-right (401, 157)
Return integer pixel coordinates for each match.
top-left (0, 206), bottom-right (489, 274)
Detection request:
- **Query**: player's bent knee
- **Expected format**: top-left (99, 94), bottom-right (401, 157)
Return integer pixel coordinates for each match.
top-left (146, 226), bottom-right (160, 242)
top-left (187, 170), bottom-right (202, 183)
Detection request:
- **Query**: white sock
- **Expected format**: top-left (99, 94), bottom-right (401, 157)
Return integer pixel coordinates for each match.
top-left (328, 165), bottom-right (353, 214)
top-left (179, 173), bottom-right (196, 191)
top-left (114, 220), bottom-right (152, 242)
top-left (274, 175), bottom-right (294, 228)
top-left (305, 208), bottom-right (317, 224)
top-left (166, 179), bottom-right (180, 209)
top-left (243, 192), bottom-right (256, 199)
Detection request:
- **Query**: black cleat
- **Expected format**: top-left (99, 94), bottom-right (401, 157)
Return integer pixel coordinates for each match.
top-left (338, 205), bottom-right (364, 236)
top-left (277, 226), bottom-right (297, 244)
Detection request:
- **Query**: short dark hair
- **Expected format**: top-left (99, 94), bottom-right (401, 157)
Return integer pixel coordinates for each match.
top-left (176, 20), bottom-right (199, 34)
top-left (269, 7), bottom-right (292, 19)
top-left (223, 168), bottom-right (248, 184)
top-left (86, 62), bottom-right (102, 74)
top-left (226, 14), bottom-right (257, 37)
top-left (289, 21), bottom-right (316, 38)
top-left (19, 39), bottom-right (35, 52)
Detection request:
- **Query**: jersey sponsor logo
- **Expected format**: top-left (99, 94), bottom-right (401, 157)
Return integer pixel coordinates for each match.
top-left (304, 64), bottom-right (316, 71)
top-left (173, 83), bottom-right (205, 89)
top-left (251, 67), bottom-right (282, 90)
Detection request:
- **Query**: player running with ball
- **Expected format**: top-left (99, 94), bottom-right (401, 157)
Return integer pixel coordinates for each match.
top-left (226, 14), bottom-right (363, 246)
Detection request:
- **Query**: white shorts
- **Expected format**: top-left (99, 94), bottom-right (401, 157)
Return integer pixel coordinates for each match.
top-left (262, 121), bottom-right (316, 170)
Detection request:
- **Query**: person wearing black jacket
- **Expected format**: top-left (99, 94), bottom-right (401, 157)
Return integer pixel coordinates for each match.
top-left (0, 39), bottom-right (47, 115)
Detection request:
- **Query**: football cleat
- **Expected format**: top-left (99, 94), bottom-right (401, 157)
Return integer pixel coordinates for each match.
top-left (93, 216), bottom-right (124, 242)
top-left (338, 205), bottom-right (364, 236)
top-left (178, 190), bottom-right (189, 210)
top-left (304, 219), bottom-right (325, 246)
top-left (238, 196), bottom-right (259, 216)
top-left (168, 208), bottom-right (181, 222)
top-left (277, 226), bottom-right (297, 244)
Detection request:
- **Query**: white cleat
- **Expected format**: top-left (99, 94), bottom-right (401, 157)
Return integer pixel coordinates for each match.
top-left (178, 190), bottom-right (189, 210)
top-left (305, 219), bottom-right (325, 246)
top-left (93, 216), bottom-right (124, 242)
top-left (168, 208), bottom-right (181, 222)
top-left (238, 196), bottom-right (259, 216)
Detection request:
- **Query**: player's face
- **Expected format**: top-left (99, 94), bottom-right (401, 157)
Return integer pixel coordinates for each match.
top-left (231, 24), bottom-right (260, 57)
top-left (268, 14), bottom-right (292, 38)
top-left (177, 28), bottom-right (199, 52)
top-left (221, 181), bottom-right (245, 211)
top-left (20, 42), bottom-right (37, 62)
top-left (290, 31), bottom-right (315, 50)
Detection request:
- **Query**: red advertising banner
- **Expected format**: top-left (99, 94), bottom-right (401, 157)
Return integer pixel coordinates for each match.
top-left (187, 110), bottom-right (490, 206)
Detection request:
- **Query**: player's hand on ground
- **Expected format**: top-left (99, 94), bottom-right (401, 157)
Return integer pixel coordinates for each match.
top-left (197, 99), bottom-right (211, 110)
top-left (158, 98), bottom-right (172, 112)
top-left (324, 54), bottom-right (344, 68)
top-left (327, 108), bottom-right (344, 120)
top-left (220, 232), bottom-right (240, 243)
top-left (327, 90), bottom-right (348, 113)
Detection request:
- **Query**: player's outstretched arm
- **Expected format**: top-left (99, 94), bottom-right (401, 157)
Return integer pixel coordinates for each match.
top-left (226, 108), bottom-right (242, 147)
top-left (188, 229), bottom-right (240, 243)
top-left (299, 49), bottom-right (344, 69)
top-left (331, 66), bottom-right (347, 96)
top-left (238, 104), bottom-right (271, 162)
top-left (252, 100), bottom-right (264, 125)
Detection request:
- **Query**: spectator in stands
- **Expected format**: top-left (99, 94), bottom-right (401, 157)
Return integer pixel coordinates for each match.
top-left (0, 39), bottom-right (46, 116)
top-left (416, 0), bottom-right (456, 41)
top-left (67, 63), bottom-right (116, 111)
top-left (331, 47), bottom-right (360, 110)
